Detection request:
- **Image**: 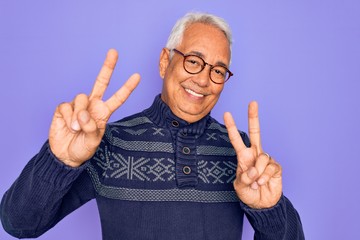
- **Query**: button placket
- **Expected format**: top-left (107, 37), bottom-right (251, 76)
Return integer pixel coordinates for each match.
top-left (175, 131), bottom-right (198, 188)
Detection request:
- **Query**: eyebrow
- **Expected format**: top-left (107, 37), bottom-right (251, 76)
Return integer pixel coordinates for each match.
top-left (187, 50), bottom-right (229, 68)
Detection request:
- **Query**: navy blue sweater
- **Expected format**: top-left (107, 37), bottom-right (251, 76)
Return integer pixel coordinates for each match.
top-left (1, 95), bottom-right (304, 239)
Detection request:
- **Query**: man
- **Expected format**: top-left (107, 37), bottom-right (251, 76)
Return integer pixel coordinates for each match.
top-left (1, 12), bottom-right (304, 239)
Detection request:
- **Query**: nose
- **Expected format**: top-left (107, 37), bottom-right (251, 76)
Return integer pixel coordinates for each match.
top-left (193, 64), bottom-right (211, 87)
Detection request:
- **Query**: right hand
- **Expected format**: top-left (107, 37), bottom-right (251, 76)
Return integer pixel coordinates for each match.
top-left (49, 49), bottom-right (140, 167)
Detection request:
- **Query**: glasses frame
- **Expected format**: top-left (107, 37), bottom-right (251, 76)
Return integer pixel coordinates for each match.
top-left (172, 48), bottom-right (233, 84)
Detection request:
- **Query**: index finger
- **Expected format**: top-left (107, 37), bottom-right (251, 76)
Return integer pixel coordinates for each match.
top-left (105, 73), bottom-right (141, 114)
top-left (248, 101), bottom-right (262, 153)
top-left (224, 112), bottom-right (249, 172)
top-left (89, 49), bottom-right (118, 100)
top-left (224, 112), bottom-right (247, 153)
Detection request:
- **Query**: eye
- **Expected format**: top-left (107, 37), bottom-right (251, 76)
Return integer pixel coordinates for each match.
top-left (213, 67), bottom-right (226, 76)
top-left (185, 58), bottom-right (201, 66)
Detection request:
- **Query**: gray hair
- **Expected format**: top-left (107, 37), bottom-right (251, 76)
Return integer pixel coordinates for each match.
top-left (166, 12), bottom-right (233, 59)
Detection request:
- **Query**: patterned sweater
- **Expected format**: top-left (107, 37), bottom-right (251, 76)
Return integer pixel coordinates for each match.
top-left (1, 95), bottom-right (304, 239)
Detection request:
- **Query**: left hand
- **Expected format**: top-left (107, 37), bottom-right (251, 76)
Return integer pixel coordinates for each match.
top-left (224, 101), bottom-right (282, 209)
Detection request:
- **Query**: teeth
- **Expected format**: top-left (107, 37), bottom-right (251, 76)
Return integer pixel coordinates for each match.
top-left (185, 88), bottom-right (204, 97)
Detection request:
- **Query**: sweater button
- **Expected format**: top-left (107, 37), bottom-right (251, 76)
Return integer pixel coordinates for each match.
top-left (182, 147), bottom-right (190, 154)
top-left (171, 120), bottom-right (179, 127)
top-left (183, 166), bottom-right (191, 175)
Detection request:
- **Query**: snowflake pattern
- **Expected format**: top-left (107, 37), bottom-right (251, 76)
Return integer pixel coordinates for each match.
top-left (95, 150), bottom-right (175, 182)
top-left (198, 160), bottom-right (237, 184)
top-left (146, 158), bottom-right (175, 181)
top-left (96, 148), bottom-right (236, 184)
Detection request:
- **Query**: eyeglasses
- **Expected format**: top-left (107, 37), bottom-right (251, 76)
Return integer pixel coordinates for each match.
top-left (172, 48), bottom-right (233, 84)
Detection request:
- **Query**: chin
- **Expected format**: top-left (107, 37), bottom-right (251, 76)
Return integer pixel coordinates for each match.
top-left (179, 107), bottom-right (208, 121)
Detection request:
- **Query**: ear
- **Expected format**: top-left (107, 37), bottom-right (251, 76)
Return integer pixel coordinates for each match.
top-left (159, 48), bottom-right (170, 79)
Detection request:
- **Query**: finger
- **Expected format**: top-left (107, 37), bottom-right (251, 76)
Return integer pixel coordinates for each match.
top-left (234, 167), bottom-right (259, 190)
top-left (257, 162), bottom-right (282, 186)
top-left (75, 110), bottom-right (103, 154)
top-left (254, 153), bottom-right (271, 178)
top-left (71, 94), bottom-right (89, 132)
top-left (224, 112), bottom-right (248, 171)
top-left (224, 112), bottom-right (247, 152)
top-left (105, 73), bottom-right (141, 114)
top-left (57, 102), bottom-right (74, 131)
top-left (248, 101), bottom-right (262, 153)
top-left (77, 110), bottom-right (100, 143)
top-left (89, 49), bottom-right (118, 100)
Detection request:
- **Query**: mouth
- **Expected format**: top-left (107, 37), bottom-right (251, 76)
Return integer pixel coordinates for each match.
top-left (185, 88), bottom-right (205, 98)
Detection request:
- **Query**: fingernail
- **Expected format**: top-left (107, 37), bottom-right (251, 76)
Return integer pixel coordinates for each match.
top-left (251, 182), bottom-right (259, 190)
top-left (258, 178), bottom-right (265, 185)
top-left (71, 120), bottom-right (80, 131)
top-left (248, 168), bottom-right (257, 179)
top-left (79, 111), bottom-right (90, 123)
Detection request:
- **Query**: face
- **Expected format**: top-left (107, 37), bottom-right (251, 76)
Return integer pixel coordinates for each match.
top-left (159, 22), bottom-right (231, 123)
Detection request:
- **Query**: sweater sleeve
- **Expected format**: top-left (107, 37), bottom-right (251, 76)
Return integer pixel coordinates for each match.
top-left (0, 141), bottom-right (96, 238)
top-left (241, 195), bottom-right (305, 240)
top-left (238, 132), bottom-right (304, 239)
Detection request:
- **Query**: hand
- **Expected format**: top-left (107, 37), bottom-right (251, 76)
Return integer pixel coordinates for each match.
top-left (49, 49), bottom-right (140, 167)
top-left (224, 102), bottom-right (282, 209)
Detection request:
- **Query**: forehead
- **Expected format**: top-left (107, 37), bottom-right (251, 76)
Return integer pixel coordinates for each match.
top-left (180, 22), bottom-right (230, 64)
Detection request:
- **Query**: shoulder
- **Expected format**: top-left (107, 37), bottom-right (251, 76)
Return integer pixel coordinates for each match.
top-left (103, 111), bottom-right (153, 141)
top-left (108, 111), bottom-right (152, 130)
top-left (88, 111), bottom-right (156, 180)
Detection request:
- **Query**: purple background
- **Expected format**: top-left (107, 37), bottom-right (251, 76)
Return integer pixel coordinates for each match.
top-left (1, 1), bottom-right (359, 239)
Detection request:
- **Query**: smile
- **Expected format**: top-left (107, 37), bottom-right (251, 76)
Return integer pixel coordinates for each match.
top-left (185, 88), bottom-right (205, 98)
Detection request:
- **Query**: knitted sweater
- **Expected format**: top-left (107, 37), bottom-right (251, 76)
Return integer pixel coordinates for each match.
top-left (1, 95), bottom-right (304, 239)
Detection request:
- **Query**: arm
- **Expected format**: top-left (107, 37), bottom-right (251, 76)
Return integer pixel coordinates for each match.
top-left (224, 102), bottom-right (304, 239)
top-left (242, 195), bottom-right (304, 240)
top-left (1, 49), bottom-right (140, 238)
top-left (0, 142), bottom-right (94, 238)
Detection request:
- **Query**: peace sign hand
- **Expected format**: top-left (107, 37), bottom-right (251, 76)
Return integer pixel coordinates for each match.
top-left (49, 49), bottom-right (140, 167)
top-left (224, 102), bottom-right (282, 209)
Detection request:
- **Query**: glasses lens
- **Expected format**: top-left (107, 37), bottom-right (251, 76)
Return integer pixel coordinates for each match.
top-left (183, 55), bottom-right (204, 74)
top-left (210, 66), bottom-right (229, 83)
top-left (179, 51), bottom-right (232, 84)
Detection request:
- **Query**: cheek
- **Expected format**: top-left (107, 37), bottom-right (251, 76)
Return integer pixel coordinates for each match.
top-left (212, 85), bottom-right (224, 97)
top-left (207, 86), bottom-right (224, 108)
top-left (166, 70), bottom-right (188, 91)
top-left (165, 59), bottom-right (183, 78)
top-left (162, 68), bottom-right (186, 101)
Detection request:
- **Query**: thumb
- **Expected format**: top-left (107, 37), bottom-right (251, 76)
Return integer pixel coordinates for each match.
top-left (77, 110), bottom-right (102, 149)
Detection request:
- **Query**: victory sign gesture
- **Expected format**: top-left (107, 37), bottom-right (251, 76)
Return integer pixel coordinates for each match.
top-left (49, 49), bottom-right (140, 167)
top-left (224, 102), bottom-right (282, 209)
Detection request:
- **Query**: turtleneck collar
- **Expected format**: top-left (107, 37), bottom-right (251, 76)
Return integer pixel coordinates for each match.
top-left (143, 94), bottom-right (211, 136)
